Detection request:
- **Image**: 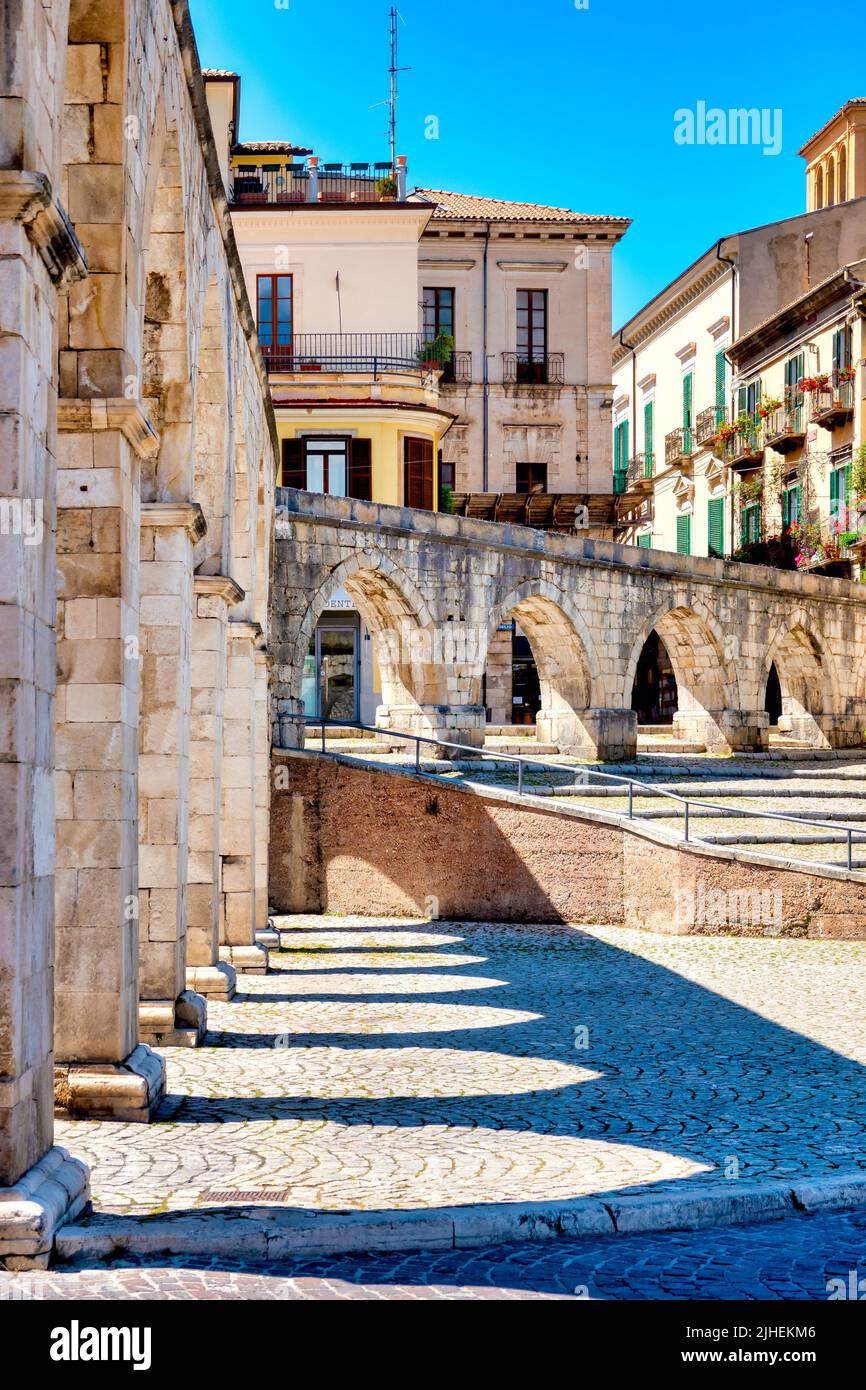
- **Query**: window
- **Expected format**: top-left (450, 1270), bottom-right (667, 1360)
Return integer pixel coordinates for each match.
top-left (676, 513), bottom-right (692, 555)
top-left (784, 483), bottom-right (801, 530)
top-left (682, 372), bottom-right (694, 450)
top-left (816, 167), bottom-right (824, 209)
top-left (516, 462), bottom-right (548, 494)
top-left (737, 379), bottom-right (762, 423)
top-left (257, 274), bottom-right (293, 360)
top-left (637, 533), bottom-right (652, 549)
top-left (423, 288), bottom-right (456, 381)
top-left (715, 351), bottom-right (727, 424)
top-left (438, 450), bottom-right (455, 498)
top-left (831, 464), bottom-right (850, 517)
top-left (833, 326), bottom-right (853, 373)
top-left (282, 437), bottom-right (372, 499)
top-left (741, 502), bottom-right (761, 547)
top-left (708, 497), bottom-right (725, 558)
top-left (784, 354), bottom-right (804, 398)
top-left (516, 289), bottom-right (548, 383)
top-left (404, 436), bottom-right (434, 510)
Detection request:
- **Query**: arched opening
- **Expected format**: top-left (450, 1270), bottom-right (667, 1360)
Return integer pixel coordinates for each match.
top-left (764, 662), bottom-right (783, 727)
top-left (839, 147), bottom-right (848, 203)
top-left (483, 589), bottom-right (597, 752)
top-left (631, 631), bottom-right (678, 727)
top-left (827, 156), bottom-right (835, 208)
top-left (625, 606), bottom-right (734, 751)
top-left (815, 166), bottom-right (824, 209)
top-left (768, 624), bottom-right (836, 748)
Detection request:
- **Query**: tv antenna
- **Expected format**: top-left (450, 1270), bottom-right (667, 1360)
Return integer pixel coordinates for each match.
top-left (370, 8), bottom-right (410, 175)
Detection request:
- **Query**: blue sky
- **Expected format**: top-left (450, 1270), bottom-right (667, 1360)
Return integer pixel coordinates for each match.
top-left (189, 0), bottom-right (865, 326)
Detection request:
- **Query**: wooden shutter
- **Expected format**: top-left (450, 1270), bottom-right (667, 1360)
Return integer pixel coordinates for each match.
top-left (715, 351), bottom-right (727, 418)
top-left (281, 438), bottom-right (305, 490)
top-left (683, 373), bottom-right (693, 432)
top-left (637, 533), bottom-right (652, 549)
top-left (348, 438), bottom-right (372, 500)
top-left (833, 330), bottom-right (843, 373)
top-left (404, 437), bottom-right (434, 511)
top-left (676, 514), bottom-right (691, 555)
top-left (708, 497), bottom-right (724, 557)
top-left (737, 385), bottom-right (748, 417)
top-left (644, 401), bottom-right (654, 469)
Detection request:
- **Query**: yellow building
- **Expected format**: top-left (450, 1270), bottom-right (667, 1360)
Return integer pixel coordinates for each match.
top-left (801, 100), bottom-right (866, 212)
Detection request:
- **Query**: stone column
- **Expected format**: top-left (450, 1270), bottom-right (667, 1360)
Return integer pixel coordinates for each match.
top-left (219, 622), bottom-right (268, 974)
top-left (254, 646), bottom-right (273, 940)
top-left (54, 399), bottom-right (166, 1122)
top-left (538, 707), bottom-right (638, 761)
top-left (375, 703), bottom-right (487, 758)
top-left (185, 575), bottom-right (242, 1000)
top-left (673, 708), bottom-right (769, 753)
top-left (137, 503), bottom-right (207, 1047)
top-left (0, 173), bottom-right (91, 1268)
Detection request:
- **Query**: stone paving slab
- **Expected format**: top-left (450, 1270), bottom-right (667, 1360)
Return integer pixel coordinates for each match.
top-left (54, 918), bottom-right (866, 1260)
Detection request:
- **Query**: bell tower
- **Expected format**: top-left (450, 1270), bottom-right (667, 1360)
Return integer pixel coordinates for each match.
top-left (800, 100), bottom-right (866, 212)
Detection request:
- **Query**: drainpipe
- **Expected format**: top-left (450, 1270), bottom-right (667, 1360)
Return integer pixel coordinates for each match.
top-left (619, 328), bottom-right (637, 533)
top-left (482, 220), bottom-right (492, 492)
top-left (715, 238), bottom-right (737, 555)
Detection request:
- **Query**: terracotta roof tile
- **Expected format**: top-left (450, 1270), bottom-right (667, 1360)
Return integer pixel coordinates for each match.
top-left (410, 188), bottom-right (628, 225)
top-left (201, 69), bottom-right (239, 78)
top-left (799, 100), bottom-right (866, 155)
top-left (232, 141), bottom-right (313, 156)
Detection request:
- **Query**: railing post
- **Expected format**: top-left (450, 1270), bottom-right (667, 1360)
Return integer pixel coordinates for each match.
top-left (848, 827), bottom-right (853, 872)
top-left (628, 782), bottom-right (634, 819)
top-left (415, 738), bottom-right (420, 772)
top-left (322, 721), bottom-right (326, 754)
top-left (684, 801), bottom-right (690, 843)
top-left (517, 760), bottom-right (523, 796)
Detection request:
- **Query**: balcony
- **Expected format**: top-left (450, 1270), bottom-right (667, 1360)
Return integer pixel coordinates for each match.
top-left (229, 157), bottom-right (408, 207)
top-left (261, 334), bottom-right (455, 377)
top-left (502, 352), bottom-right (565, 387)
top-left (811, 371), bottom-right (856, 431)
top-left (763, 398), bottom-right (807, 455)
top-left (438, 351), bottom-right (472, 386)
top-left (719, 421), bottom-right (763, 469)
top-left (665, 426), bottom-right (694, 470)
top-left (624, 452), bottom-right (655, 493)
top-left (696, 405), bottom-right (723, 449)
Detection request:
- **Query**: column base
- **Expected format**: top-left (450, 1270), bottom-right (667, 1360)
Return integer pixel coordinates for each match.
top-left (186, 963), bottom-right (237, 1001)
top-left (256, 927), bottom-right (281, 950)
top-left (0, 1146), bottom-right (91, 1271)
top-left (674, 709), bottom-right (769, 753)
top-left (139, 991), bottom-right (208, 1048)
top-left (54, 1045), bottom-right (167, 1123)
top-left (220, 944), bottom-right (269, 975)
top-left (375, 704), bottom-right (486, 759)
top-left (540, 708), bottom-right (638, 762)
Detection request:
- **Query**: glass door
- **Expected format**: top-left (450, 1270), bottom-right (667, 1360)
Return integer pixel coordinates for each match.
top-left (318, 627), bottom-right (358, 723)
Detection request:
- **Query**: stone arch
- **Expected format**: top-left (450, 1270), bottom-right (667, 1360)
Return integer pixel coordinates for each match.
top-left (827, 155), bottom-right (836, 207)
top-left (624, 601), bottom-right (740, 750)
top-left (766, 612), bottom-right (842, 748)
top-left (290, 553), bottom-right (440, 721)
top-left (839, 145), bottom-right (848, 202)
top-left (484, 580), bottom-right (602, 752)
top-left (816, 165), bottom-right (824, 209)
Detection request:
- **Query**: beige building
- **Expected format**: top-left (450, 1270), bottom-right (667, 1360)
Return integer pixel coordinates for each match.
top-left (613, 121), bottom-right (866, 560)
top-left (802, 99), bottom-right (866, 212)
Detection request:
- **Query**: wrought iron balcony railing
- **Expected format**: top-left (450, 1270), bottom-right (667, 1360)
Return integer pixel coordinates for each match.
top-left (502, 352), bottom-right (566, 387)
top-left (438, 351), bottom-right (472, 385)
top-left (696, 405), bottom-right (724, 447)
top-left (763, 398), bottom-right (807, 454)
top-left (229, 159), bottom-right (407, 206)
top-left (811, 370), bottom-right (856, 430)
top-left (665, 426), bottom-right (694, 469)
top-left (262, 334), bottom-right (454, 376)
top-left (625, 452), bottom-right (655, 489)
top-left (720, 424), bottom-right (763, 468)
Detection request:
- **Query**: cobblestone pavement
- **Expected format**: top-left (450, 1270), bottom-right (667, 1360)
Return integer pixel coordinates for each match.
top-left (54, 918), bottom-right (866, 1219)
top-left (5, 1209), bottom-right (866, 1299)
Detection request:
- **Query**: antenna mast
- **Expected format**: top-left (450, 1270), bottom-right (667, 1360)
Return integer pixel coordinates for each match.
top-left (387, 7), bottom-right (410, 176)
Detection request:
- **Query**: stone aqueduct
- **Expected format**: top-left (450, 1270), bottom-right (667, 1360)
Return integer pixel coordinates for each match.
top-left (272, 490), bottom-right (866, 761)
top-left (1, 0), bottom-right (277, 1260)
top-left (2, 0), bottom-right (866, 1268)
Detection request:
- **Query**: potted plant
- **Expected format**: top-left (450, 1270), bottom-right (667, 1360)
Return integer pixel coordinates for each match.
top-left (798, 373), bottom-right (830, 394)
top-left (758, 396), bottom-right (783, 420)
top-left (376, 175), bottom-right (399, 201)
top-left (416, 330), bottom-right (455, 371)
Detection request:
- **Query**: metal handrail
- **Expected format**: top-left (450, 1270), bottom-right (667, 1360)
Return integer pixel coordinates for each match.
top-left (307, 719), bottom-right (866, 872)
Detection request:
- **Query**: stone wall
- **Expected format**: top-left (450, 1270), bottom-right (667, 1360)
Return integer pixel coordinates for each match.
top-left (271, 752), bottom-right (866, 939)
top-left (0, 0), bottom-right (277, 1266)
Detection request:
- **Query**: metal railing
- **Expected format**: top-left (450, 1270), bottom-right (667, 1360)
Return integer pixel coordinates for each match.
top-left (720, 424), bottom-right (763, 467)
top-left (439, 351), bottom-right (472, 385)
top-left (625, 452), bottom-right (654, 488)
top-left (308, 719), bottom-right (866, 872)
top-left (502, 352), bottom-right (565, 386)
top-left (763, 399), bottom-right (806, 448)
top-left (811, 371), bottom-right (856, 423)
top-left (229, 161), bottom-right (406, 206)
top-left (262, 333), bottom-right (453, 376)
top-left (665, 426), bottom-right (694, 468)
top-left (696, 406), bottom-right (723, 447)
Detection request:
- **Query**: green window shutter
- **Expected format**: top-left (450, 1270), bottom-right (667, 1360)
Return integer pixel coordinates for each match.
top-left (644, 400), bottom-right (654, 469)
top-left (683, 373), bottom-right (693, 449)
top-left (715, 351), bottom-right (727, 419)
top-left (623, 419), bottom-right (629, 462)
top-left (737, 385), bottom-right (748, 417)
top-left (708, 497), bottom-right (724, 557)
top-left (637, 533), bottom-right (652, 549)
top-left (833, 330), bottom-right (843, 373)
top-left (676, 514), bottom-right (692, 555)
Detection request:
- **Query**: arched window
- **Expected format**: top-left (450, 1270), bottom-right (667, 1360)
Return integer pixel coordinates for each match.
top-left (827, 156), bottom-right (835, 207)
top-left (839, 146), bottom-right (848, 202)
top-left (815, 166), bottom-right (824, 209)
